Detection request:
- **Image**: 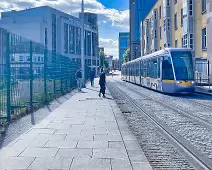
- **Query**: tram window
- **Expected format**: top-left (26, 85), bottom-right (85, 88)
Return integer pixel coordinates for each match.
top-left (140, 62), bottom-right (143, 76)
top-left (171, 51), bottom-right (194, 80)
top-left (162, 57), bottom-right (174, 80)
top-left (143, 61), bottom-right (147, 77)
top-left (157, 58), bottom-right (161, 78)
top-left (146, 60), bottom-right (150, 77)
top-left (149, 60), bottom-right (153, 78)
top-left (137, 62), bottom-right (139, 76)
top-left (152, 59), bottom-right (158, 79)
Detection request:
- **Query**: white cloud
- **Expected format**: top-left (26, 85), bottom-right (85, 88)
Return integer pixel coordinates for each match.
top-left (0, 0), bottom-right (128, 59)
top-left (99, 38), bottom-right (119, 59)
top-left (0, 0), bottom-right (129, 29)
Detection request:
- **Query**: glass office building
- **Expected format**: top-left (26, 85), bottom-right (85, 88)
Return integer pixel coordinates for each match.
top-left (119, 32), bottom-right (130, 65)
top-left (130, 0), bottom-right (157, 60)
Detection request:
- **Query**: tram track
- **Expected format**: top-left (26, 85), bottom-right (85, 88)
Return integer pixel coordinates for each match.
top-left (117, 80), bottom-right (212, 131)
top-left (107, 78), bottom-right (212, 170)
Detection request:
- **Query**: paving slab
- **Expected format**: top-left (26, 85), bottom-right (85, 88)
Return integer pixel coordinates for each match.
top-left (0, 80), bottom-right (152, 170)
top-left (28, 157), bottom-right (73, 170)
top-left (70, 158), bottom-right (111, 170)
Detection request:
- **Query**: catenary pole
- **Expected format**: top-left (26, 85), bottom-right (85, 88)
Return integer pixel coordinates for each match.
top-left (81, 0), bottom-right (85, 87)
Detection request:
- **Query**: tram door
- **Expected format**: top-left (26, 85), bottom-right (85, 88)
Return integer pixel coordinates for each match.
top-left (161, 56), bottom-right (175, 93)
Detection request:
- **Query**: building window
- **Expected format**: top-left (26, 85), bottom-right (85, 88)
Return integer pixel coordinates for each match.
top-left (147, 37), bottom-right (149, 44)
top-left (76, 27), bottom-right (81, 55)
top-left (174, 0), bottom-right (177, 4)
top-left (154, 10), bottom-right (157, 20)
top-left (164, 19), bottom-right (166, 31)
top-left (167, 19), bottom-right (170, 30)
top-left (44, 28), bottom-right (48, 49)
top-left (155, 30), bottom-right (157, 38)
top-left (159, 6), bottom-right (162, 19)
top-left (167, 0), bottom-right (170, 6)
top-left (19, 56), bottom-right (24, 62)
top-left (174, 13), bottom-right (178, 30)
top-left (190, 34), bottom-right (193, 49)
top-left (64, 23), bottom-right (69, 54)
top-left (160, 27), bottom-right (162, 39)
top-left (34, 56), bottom-right (37, 62)
top-left (181, 8), bottom-right (183, 26)
top-left (202, 28), bottom-right (207, 50)
top-left (181, 37), bottom-right (184, 47)
top-left (160, 47), bottom-right (162, 50)
top-left (69, 25), bottom-right (75, 54)
top-left (38, 56), bottom-right (40, 62)
top-left (52, 14), bottom-right (57, 53)
top-left (183, 34), bottom-right (188, 48)
top-left (202, 0), bottom-right (206, 13)
top-left (175, 40), bottom-right (178, 48)
top-left (189, 0), bottom-right (193, 16)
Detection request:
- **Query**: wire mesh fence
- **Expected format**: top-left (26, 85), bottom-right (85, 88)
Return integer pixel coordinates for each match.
top-left (0, 27), bottom-right (91, 128)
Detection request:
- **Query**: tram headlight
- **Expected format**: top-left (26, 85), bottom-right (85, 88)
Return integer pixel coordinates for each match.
top-left (191, 81), bottom-right (195, 84)
top-left (176, 81), bottom-right (181, 84)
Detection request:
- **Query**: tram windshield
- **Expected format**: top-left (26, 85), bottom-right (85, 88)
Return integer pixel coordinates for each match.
top-left (171, 51), bottom-right (194, 80)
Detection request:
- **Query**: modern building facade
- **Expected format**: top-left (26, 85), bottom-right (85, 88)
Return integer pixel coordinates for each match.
top-left (142, 0), bottom-right (209, 80)
top-left (105, 55), bottom-right (113, 70)
top-left (0, 28), bottom-right (6, 75)
top-left (129, 0), bottom-right (157, 60)
top-left (0, 6), bottom-right (99, 67)
top-left (119, 32), bottom-right (130, 65)
top-left (112, 59), bottom-right (120, 70)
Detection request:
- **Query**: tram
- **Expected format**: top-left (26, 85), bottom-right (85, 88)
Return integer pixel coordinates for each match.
top-left (121, 48), bottom-right (195, 94)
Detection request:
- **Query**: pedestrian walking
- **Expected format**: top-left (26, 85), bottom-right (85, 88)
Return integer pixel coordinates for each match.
top-left (89, 68), bottom-right (95, 87)
top-left (99, 70), bottom-right (106, 98)
top-left (76, 68), bottom-right (82, 92)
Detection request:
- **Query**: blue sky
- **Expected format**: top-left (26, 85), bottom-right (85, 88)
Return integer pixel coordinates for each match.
top-left (98, 0), bottom-right (128, 11)
top-left (0, 0), bottom-right (129, 58)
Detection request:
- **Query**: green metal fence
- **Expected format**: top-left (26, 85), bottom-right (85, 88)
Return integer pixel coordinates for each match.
top-left (0, 27), bottom-right (88, 126)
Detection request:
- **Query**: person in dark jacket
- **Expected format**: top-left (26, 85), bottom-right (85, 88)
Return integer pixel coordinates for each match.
top-left (89, 68), bottom-right (95, 87)
top-left (76, 68), bottom-right (82, 91)
top-left (99, 70), bottom-right (106, 97)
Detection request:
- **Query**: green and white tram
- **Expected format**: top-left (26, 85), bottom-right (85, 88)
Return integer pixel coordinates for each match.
top-left (121, 48), bottom-right (195, 94)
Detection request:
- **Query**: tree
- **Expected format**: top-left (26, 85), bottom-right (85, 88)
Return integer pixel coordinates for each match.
top-left (99, 50), bottom-right (106, 70)
top-left (104, 60), bottom-right (109, 69)
top-left (124, 48), bottom-right (130, 63)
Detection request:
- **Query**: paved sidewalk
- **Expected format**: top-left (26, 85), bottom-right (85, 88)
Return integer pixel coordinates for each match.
top-left (196, 86), bottom-right (212, 95)
top-left (0, 81), bottom-right (152, 170)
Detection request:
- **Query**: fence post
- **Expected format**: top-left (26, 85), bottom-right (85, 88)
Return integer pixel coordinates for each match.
top-left (208, 60), bottom-right (210, 90)
top-left (54, 54), bottom-right (56, 95)
top-left (60, 55), bottom-right (63, 94)
top-left (29, 41), bottom-right (33, 112)
top-left (44, 48), bottom-right (47, 102)
top-left (6, 32), bottom-right (11, 122)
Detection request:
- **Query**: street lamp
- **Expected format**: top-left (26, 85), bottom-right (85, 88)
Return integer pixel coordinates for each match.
top-left (81, 0), bottom-right (85, 87)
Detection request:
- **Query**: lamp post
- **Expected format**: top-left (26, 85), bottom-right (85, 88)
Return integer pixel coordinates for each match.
top-left (81, 0), bottom-right (85, 87)
top-left (90, 32), bottom-right (93, 69)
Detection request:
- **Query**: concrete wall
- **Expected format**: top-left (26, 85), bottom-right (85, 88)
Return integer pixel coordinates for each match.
top-left (207, 0), bottom-right (212, 78)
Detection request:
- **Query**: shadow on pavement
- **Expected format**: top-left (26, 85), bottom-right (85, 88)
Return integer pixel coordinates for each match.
top-left (85, 87), bottom-right (112, 96)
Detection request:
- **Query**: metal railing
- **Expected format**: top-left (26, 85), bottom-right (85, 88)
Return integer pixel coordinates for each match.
top-left (0, 27), bottom-right (89, 128)
top-left (195, 59), bottom-right (211, 91)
